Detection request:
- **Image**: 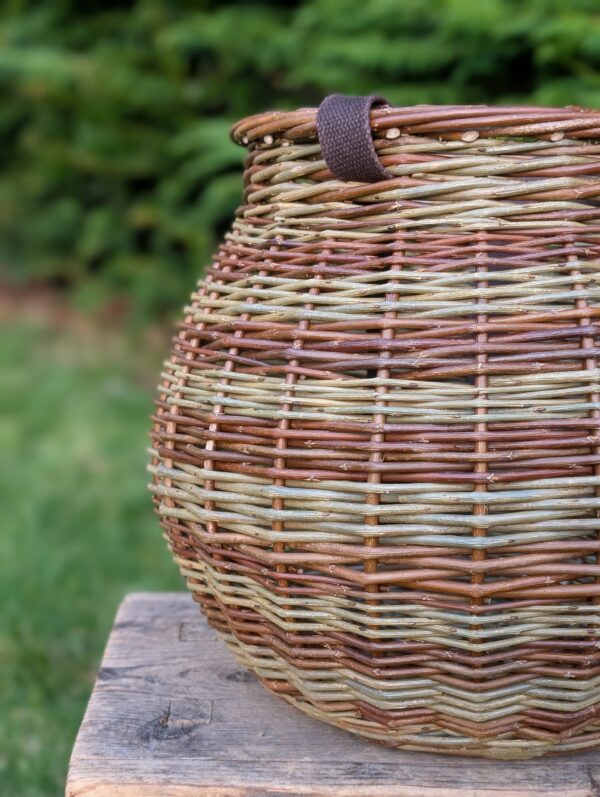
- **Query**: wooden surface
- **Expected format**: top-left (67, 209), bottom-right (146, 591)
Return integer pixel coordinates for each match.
top-left (66, 593), bottom-right (600, 797)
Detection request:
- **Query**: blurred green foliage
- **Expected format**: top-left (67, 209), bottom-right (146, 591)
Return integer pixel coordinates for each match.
top-left (1, 0), bottom-right (600, 320)
top-left (0, 318), bottom-right (180, 797)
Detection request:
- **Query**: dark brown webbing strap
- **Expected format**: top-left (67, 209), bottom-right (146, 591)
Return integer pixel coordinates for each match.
top-left (316, 94), bottom-right (392, 183)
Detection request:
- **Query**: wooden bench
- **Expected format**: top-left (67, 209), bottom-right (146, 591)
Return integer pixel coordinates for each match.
top-left (66, 592), bottom-right (600, 796)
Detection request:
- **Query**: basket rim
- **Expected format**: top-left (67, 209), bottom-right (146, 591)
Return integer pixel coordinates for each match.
top-left (230, 103), bottom-right (600, 146)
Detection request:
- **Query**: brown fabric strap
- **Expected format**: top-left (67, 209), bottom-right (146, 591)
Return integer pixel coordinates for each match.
top-left (316, 94), bottom-right (392, 183)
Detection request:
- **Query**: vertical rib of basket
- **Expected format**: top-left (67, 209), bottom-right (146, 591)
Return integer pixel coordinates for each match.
top-left (150, 105), bottom-right (600, 759)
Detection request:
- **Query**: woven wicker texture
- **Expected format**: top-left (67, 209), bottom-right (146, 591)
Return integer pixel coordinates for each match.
top-left (150, 103), bottom-right (600, 759)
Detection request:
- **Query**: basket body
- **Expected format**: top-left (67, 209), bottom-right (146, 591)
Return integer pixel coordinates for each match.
top-left (151, 104), bottom-right (600, 758)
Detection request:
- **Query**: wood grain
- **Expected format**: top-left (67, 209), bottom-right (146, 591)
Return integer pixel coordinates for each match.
top-left (66, 593), bottom-right (600, 796)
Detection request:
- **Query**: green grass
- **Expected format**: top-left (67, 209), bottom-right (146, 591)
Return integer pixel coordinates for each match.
top-left (0, 317), bottom-right (180, 797)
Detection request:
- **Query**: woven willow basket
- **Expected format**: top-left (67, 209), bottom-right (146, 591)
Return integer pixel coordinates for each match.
top-left (150, 96), bottom-right (600, 759)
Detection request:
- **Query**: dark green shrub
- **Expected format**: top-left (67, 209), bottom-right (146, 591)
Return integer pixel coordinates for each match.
top-left (1, 0), bottom-right (599, 319)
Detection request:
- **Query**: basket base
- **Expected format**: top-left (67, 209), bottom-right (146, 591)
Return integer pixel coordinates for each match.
top-left (68, 592), bottom-right (600, 796)
top-left (219, 620), bottom-right (600, 761)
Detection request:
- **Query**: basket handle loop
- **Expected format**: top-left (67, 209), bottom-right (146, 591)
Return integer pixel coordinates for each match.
top-left (316, 94), bottom-right (393, 183)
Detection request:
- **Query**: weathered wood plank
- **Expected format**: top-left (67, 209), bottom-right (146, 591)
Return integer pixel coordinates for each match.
top-left (66, 593), bottom-right (600, 797)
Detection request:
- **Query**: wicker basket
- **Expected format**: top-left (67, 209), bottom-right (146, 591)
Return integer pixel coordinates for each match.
top-left (150, 95), bottom-right (600, 759)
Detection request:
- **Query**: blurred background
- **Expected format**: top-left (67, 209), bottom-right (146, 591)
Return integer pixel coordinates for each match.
top-left (2, 0), bottom-right (600, 793)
